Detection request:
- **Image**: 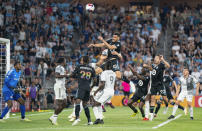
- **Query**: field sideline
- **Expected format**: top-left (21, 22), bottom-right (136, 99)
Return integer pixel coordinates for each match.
top-left (0, 107), bottom-right (201, 131)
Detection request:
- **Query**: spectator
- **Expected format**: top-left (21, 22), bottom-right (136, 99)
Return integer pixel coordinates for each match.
top-left (29, 80), bottom-right (38, 112)
top-left (46, 89), bottom-right (54, 109)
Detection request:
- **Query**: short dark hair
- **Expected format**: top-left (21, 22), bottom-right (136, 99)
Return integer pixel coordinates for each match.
top-left (57, 57), bottom-right (65, 64)
top-left (113, 32), bottom-right (120, 36)
top-left (105, 61), bottom-right (113, 70)
top-left (82, 56), bottom-right (89, 64)
top-left (14, 61), bottom-right (20, 66)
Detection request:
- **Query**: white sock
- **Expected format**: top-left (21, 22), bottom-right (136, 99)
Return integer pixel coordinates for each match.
top-left (172, 105), bottom-right (178, 116)
top-left (98, 106), bottom-right (103, 120)
top-left (93, 107), bottom-right (99, 119)
top-left (71, 104), bottom-right (76, 117)
top-left (80, 101), bottom-right (83, 115)
top-left (51, 114), bottom-right (58, 123)
top-left (145, 101), bottom-right (149, 118)
top-left (189, 107), bottom-right (193, 117)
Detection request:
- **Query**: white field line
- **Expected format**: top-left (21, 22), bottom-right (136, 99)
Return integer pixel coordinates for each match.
top-left (152, 114), bottom-right (182, 129)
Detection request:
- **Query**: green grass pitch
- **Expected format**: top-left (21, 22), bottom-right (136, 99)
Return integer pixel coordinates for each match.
top-left (0, 106), bottom-right (201, 131)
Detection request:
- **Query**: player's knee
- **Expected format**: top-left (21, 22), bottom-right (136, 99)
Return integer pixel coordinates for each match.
top-left (7, 101), bottom-right (13, 108)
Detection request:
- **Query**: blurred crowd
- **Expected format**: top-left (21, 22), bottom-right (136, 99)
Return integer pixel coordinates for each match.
top-left (0, 0), bottom-right (201, 109)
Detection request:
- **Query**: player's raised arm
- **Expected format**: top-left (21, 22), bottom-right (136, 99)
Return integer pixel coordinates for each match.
top-left (128, 65), bottom-right (145, 80)
top-left (88, 43), bottom-right (105, 48)
top-left (172, 81), bottom-right (178, 93)
top-left (176, 84), bottom-right (181, 98)
top-left (98, 36), bottom-right (116, 50)
top-left (143, 64), bottom-right (153, 71)
top-left (94, 81), bottom-right (105, 96)
top-left (160, 55), bottom-right (170, 68)
top-left (111, 51), bottom-right (123, 61)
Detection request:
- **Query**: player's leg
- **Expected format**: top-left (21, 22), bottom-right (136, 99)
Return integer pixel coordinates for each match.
top-left (37, 95), bottom-right (41, 111)
top-left (186, 95), bottom-right (194, 120)
top-left (82, 90), bottom-right (92, 125)
top-left (96, 55), bottom-right (107, 66)
top-left (139, 101), bottom-right (146, 119)
top-left (144, 94), bottom-right (150, 120)
top-left (16, 96), bottom-right (31, 121)
top-left (0, 100), bottom-right (12, 121)
top-left (154, 99), bottom-right (162, 117)
top-left (127, 96), bottom-right (138, 117)
top-left (149, 94), bottom-right (156, 121)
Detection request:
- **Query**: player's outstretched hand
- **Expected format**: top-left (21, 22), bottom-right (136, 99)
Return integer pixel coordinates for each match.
top-left (159, 55), bottom-right (164, 61)
top-left (98, 36), bottom-right (104, 41)
top-left (88, 44), bottom-right (94, 48)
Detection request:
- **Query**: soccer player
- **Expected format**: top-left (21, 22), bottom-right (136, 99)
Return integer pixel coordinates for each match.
top-left (0, 61), bottom-right (30, 122)
top-left (88, 33), bottom-right (129, 83)
top-left (127, 64), bottom-right (150, 120)
top-left (168, 68), bottom-right (200, 120)
top-left (143, 55), bottom-right (170, 121)
top-left (92, 61), bottom-right (116, 124)
top-left (154, 70), bottom-right (185, 117)
top-left (70, 56), bottom-right (96, 126)
top-left (49, 58), bottom-right (68, 125)
top-left (35, 78), bottom-right (42, 112)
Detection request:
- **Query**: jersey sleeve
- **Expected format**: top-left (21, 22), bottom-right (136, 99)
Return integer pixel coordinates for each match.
top-left (91, 68), bottom-right (96, 78)
top-left (4, 70), bottom-right (16, 88)
top-left (159, 62), bottom-right (166, 70)
top-left (72, 66), bottom-right (79, 78)
top-left (100, 72), bottom-right (106, 82)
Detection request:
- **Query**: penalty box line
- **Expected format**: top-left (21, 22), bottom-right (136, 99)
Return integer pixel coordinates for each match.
top-left (152, 114), bottom-right (182, 129)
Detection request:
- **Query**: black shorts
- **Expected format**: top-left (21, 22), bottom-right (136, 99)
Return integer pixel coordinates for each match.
top-left (150, 84), bottom-right (166, 96)
top-left (101, 58), bottom-right (120, 72)
top-left (165, 87), bottom-right (173, 100)
top-left (75, 88), bottom-right (90, 101)
top-left (131, 94), bottom-right (146, 103)
top-left (123, 91), bottom-right (130, 97)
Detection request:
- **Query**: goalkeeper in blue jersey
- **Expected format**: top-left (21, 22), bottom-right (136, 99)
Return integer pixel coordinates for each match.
top-left (0, 61), bottom-right (31, 122)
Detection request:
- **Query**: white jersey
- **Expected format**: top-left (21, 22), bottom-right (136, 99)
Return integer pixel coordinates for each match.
top-left (100, 70), bottom-right (116, 92)
top-left (55, 65), bottom-right (66, 86)
top-left (179, 75), bottom-right (198, 93)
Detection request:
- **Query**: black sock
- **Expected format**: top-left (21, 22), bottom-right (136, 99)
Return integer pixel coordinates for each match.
top-left (121, 76), bottom-right (130, 83)
top-left (178, 105), bottom-right (184, 111)
top-left (150, 106), bottom-right (155, 113)
top-left (84, 106), bottom-right (91, 122)
top-left (155, 103), bottom-right (161, 114)
top-left (128, 103), bottom-right (138, 113)
top-left (37, 105), bottom-right (39, 109)
top-left (30, 105), bottom-right (32, 110)
top-left (139, 107), bottom-right (145, 118)
top-left (75, 104), bottom-right (80, 119)
top-left (164, 101), bottom-right (168, 107)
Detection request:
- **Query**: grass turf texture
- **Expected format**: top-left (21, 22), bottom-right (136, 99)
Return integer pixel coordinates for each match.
top-left (0, 107), bottom-right (201, 131)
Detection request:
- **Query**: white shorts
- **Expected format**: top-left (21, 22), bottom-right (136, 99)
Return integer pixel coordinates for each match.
top-left (177, 91), bottom-right (193, 102)
top-left (93, 88), bottom-right (114, 104)
top-left (54, 83), bottom-right (66, 100)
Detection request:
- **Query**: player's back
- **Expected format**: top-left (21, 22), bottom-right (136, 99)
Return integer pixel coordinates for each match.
top-left (101, 70), bottom-right (116, 91)
top-left (73, 64), bottom-right (95, 91)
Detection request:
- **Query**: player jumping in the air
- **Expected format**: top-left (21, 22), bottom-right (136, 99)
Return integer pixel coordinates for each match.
top-left (168, 68), bottom-right (200, 120)
top-left (143, 55), bottom-right (170, 121)
top-left (49, 58), bottom-right (68, 125)
top-left (70, 56), bottom-right (96, 126)
top-left (91, 61), bottom-right (116, 124)
top-left (127, 64), bottom-right (150, 120)
top-left (0, 61), bottom-right (31, 122)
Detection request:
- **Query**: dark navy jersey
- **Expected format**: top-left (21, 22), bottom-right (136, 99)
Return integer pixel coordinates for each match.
top-left (163, 75), bottom-right (173, 89)
top-left (135, 75), bottom-right (150, 96)
top-left (106, 39), bottom-right (121, 59)
top-left (151, 63), bottom-right (165, 86)
top-left (72, 64), bottom-right (96, 91)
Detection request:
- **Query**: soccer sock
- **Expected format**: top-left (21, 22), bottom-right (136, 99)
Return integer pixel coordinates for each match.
top-left (98, 106), bottom-right (103, 120)
top-left (145, 101), bottom-right (150, 118)
top-left (92, 107), bottom-right (99, 120)
top-left (189, 107), bottom-right (193, 117)
top-left (165, 102), bottom-right (169, 107)
top-left (80, 101), bottom-right (83, 114)
top-left (172, 105), bottom-right (178, 116)
top-left (121, 76), bottom-right (130, 83)
top-left (84, 106), bottom-right (91, 122)
top-left (155, 103), bottom-right (161, 115)
top-left (20, 105), bottom-right (25, 119)
top-left (128, 103), bottom-right (138, 113)
top-left (30, 105), bottom-right (32, 110)
top-left (170, 101), bottom-right (175, 106)
top-left (75, 104), bottom-right (80, 119)
top-left (139, 107), bottom-right (145, 118)
top-left (178, 105), bottom-right (184, 111)
top-left (51, 114), bottom-right (58, 122)
top-left (150, 106), bottom-right (155, 113)
top-left (0, 106), bottom-right (10, 119)
top-left (37, 104), bottom-right (39, 109)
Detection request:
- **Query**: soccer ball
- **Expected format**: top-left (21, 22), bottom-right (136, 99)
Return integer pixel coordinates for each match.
top-left (86, 3), bottom-right (95, 12)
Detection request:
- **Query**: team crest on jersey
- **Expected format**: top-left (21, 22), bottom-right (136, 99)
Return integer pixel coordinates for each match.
top-left (151, 69), bottom-right (156, 75)
top-left (163, 78), bottom-right (166, 82)
top-left (138, 80), bottom-right (143, 86)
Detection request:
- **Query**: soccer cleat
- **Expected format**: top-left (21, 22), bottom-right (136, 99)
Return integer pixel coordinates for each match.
top-left (69, 117), bottom-right (75, 122)
top-left (168, 115), bottom-right (175, 119)
top-left (0, 119), bottom-right (6, 123)
top-left (163, 107), bottom-right (168, 114)
top-left (190, 117), bottom-right (194, 120)
top-left (143, 117), bottom-right (149, 121)
top-left (154, 114), bottom-right (157, 117)
top-left (21, 118), bottom-right (31, 122)
top-left (100, 119), bottom-right (104, 124)
top-left (93, 119), bottom-right (100, 125)
top-left (87, 122), bottom-right (93, 125)
top-left (49, 117), bottom-right (58, 125)
top-left (68, 113), bottom-right (75, 119)
top-left (72, 119), bottom-right (80, 126)
top-left (184, 107), bottom-right (188, 115)
top-left (131, 112), bottom-right (138, 117)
